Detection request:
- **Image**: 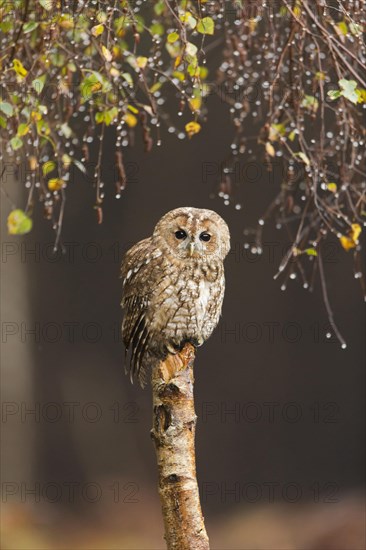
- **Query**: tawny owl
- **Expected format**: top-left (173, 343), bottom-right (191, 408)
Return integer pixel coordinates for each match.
top-left (120, 207), bottom-right (230, 387)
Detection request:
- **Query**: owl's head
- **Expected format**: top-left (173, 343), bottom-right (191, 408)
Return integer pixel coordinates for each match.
top-left (153, 207), bottom-right (230, 261)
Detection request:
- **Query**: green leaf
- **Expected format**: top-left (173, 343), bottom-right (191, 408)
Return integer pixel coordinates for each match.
top-left (17, 123), bottom-right (29, 136)
top-left (154, 0), bottom-right (165, 15)
top-left (269, 123), bottom-right (286, 141)
top-left (50, 51), bottom-right (65, 67)
top-left (349, 22), bottom-right (362, 37)
top-left (95, 112), bottom-right (105, 124)
top-left (301, 94), bottom-right (319, 113)
top-left (95, 107), bottom-right (118, 125)
top-left (0, 102), bottom-right (14, 117)
top-left (10, 136), bottom-right (23, 150)
top-left (7, 209), bottom-right (33, 235)
top-left (0, 116), bottom-right (6, 129)
top-left (96, 11), bottom-right (107, 23)
top-left (339, 78), bottom-right (359, 104)
top-left (42, 161), bottom-right (56, 176)
top-left (196, 16), bottom-right (214, 35)
top-left (32, 74), bottom-right (46, 94)
top-left (23, 21), bottom-right (39, 33)
top-left (67, 61), bottom-right (77, 72)
top-left (149, 81), bottom-right (163, 93)
top-left (114, 15), bottom-right (130, 34)
top-left (180, 11), bottom-right (197, 29)
top-left (167, 32), bottom-right (179, 44)
top-left (172, 71), bottom-right (185, 82)
top-left (187, 63), bottom-right (199, 77)
top-left (134, 15), bottom-right (144, 33)
top-left (279, 6), bottom-right (288, 16)
top-left (327, 90), bottom-right (341, 101)
top-left (0, 21), bottom-right (12, 33)
top-left (166, 42), bottom-right (181, 58)
top-left (185, 42), bottom-right (198, 56)
top-left (60, 123), bottom-right (72, 138)
top-left (80, 71), bottom-right (109, 99)
top-left (39, 0), bottom-right (53, 10)
top-left (104, 106), bottom-right (118, 125)
top-left (199, 66), bottom-right (209, 79)
top-left (62, 154), bottom-right (71, 166)
top-left (150, 23), bottom-right (164, 36)
top-left (121, 72), bottom-right (133, 87)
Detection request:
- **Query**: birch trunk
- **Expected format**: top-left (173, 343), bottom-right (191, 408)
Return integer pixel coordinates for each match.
top-left (151, 343), bottom-right (209, 550)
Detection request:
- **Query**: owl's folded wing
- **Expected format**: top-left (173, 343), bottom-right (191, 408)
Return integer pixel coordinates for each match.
top-left (120, 237), bottom-right (163, 385)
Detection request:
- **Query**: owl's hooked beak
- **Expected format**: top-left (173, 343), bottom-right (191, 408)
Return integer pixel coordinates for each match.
top-left (189, 242), bottom-right (196, 256)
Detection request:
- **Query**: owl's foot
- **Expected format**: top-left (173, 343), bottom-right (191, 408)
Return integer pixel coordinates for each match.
top-left (188, 336), bottom-right (204, 348)
top-left (165, 335), bottom-right (204, 357)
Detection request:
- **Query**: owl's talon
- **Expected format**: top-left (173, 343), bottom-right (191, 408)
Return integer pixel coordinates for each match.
top-left (166, 343), bottom-right (179, 355)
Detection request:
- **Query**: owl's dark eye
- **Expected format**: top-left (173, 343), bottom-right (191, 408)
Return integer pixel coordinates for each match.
top-left (175, 230), bottom-right (187, 240)
top-left (199, 232), bottom-right (211, 242)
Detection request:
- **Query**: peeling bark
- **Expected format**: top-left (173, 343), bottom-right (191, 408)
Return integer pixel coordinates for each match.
top-left (151, 343), bottom-right (209, 550)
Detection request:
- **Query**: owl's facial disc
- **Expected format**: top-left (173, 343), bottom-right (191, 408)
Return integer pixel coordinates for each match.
top-left (173, 226), bottom-right (215, 259)
top-left (153, 207), bottom-right (230, 261)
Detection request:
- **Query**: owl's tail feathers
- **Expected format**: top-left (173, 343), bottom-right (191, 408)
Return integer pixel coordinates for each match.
top-left (131, 326), bottom-right (151, 387)
top-left (124, 312), bottom-right (152, 388)
top-left (123, 347), bottom-right (129, 376)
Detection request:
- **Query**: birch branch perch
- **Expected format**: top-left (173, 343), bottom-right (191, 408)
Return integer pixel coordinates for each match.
top-left (151, 343), bottom-right (210, 550)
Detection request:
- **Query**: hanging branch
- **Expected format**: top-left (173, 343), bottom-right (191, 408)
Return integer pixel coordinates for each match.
top-left (151, 343), bottom-right (209, 550)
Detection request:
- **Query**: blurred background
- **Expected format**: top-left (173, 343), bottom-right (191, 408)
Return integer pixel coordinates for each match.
top-left (1, 86), bottom-right (365, 549)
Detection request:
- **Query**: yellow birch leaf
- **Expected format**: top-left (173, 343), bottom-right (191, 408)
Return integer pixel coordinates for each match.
top-left (185, 121), bottom-right (201, 137)
top-left (101, 45), bottom-right (112, 62)
top-left (29, 156), bottom-right (38, 170)
top-left (326, 183), bottom-right (337, 193)
top-left (91, 24), bottom-right (104, 37)
top-left (127, 104), bottom-right (139, 114)
top-left (110, 66), bottom-right (120, 77)
top-left (13, 59), bottom-right (28, 78)
top-left (293, 4), bottom-right (301, 17)
top-left (48, 178), bottom-right (64, 191)
top-left (189, 97), bottom-right (202, 112)
top-left (124, 112), bottom-right (138, 127)
top-left (167, 32), bottom-right (179, 43)
top-left (297, 152), bottom-right (310, 165)
top-left (136, 56), bottom-right (148, 69)
top-left (339, 223), bottom-right (362, 250)
top-left (350, 223), bottom-right (361, 242)
top-left (248, 18), bottom-right (258, 33)
top-left (337, 21), bottom-right (348, 36)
